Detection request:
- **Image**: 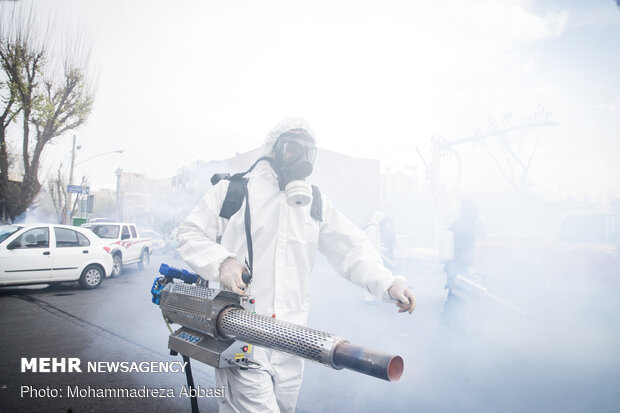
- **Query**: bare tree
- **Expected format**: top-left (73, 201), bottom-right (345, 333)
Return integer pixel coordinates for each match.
top-left (47, 164), bottom-right (89, 224)
top-left (48, 164), bottom-right (68, 223)
top-left (480, 106), bottom-right (551, 194)
top-left (0, 35), bottom-right (20, 195)
top-left (0, 5), bottom-right (94, 222)
top-left (48, 169), bottom-right (89, 225)
top-left (0, 7), bottom-right (46, 221)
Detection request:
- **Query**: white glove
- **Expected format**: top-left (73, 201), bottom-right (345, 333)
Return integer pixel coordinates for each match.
top-left (388, 276), bottom-right (417, 314)
top-left (219, 257), bottom-right (249, 295)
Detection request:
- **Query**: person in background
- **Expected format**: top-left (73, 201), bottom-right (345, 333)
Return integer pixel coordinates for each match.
top-left (363, 211), bottom-right (386, 303)
top-left (440, 198), bottom-right (479, 329)
top-left (380, 217), bottom-right (397, 272)
top-left (364, 211), bottom-right (385, 253)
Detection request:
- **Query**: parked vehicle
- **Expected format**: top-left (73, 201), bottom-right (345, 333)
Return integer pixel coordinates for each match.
top-left (82, 222), bottom-right (152, 277)
top-left (140, 230), bottom-right (166, 254)
top-left (0, 224), bottom-right (113, 289)
top-left (476, 211), bottom-right (620, 285)
top-left (0, 225), bottom-right (24, 243)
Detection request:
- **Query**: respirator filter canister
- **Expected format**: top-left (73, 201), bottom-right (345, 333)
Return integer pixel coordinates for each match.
top-left (285, 180), bottom-right (312, 207)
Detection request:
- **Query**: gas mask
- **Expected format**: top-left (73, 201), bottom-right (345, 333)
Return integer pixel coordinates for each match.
top-left (271, 129), bottom-right (317, 207)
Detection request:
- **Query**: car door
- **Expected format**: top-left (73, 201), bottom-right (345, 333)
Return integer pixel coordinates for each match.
top-left (51, 227), bottom-right (92, 280)
top-left (0, 226), bottom-right (52, 284)
top-left (129, 225), bottom-right (141, 259)
top-left (120, 225), bottom-right (135, 261)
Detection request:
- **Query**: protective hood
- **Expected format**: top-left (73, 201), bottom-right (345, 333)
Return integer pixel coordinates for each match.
top-left (259, 117), bottom-right (318, 191)
top-left (261, 117), bottom-right (317, 156)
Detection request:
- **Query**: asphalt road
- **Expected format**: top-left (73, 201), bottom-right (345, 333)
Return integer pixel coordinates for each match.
top-left (0, 255), bottom-right (221, 412)
top-left (1, 253), bottom-right (619, 413)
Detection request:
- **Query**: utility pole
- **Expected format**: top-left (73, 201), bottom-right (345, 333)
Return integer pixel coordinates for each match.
top-left (67, 135), bottom-right (77, 224)
top-left (115, 168), bottom-right (123, 221)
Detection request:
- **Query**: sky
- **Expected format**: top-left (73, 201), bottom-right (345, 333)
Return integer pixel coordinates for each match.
top-left (4, 0), bottom-right (620, 203)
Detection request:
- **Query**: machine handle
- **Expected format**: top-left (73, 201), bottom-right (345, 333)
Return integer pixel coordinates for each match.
top-left (242, 271), bottom-right (252, 285)
top-left (159, 263), bottom-right (199, 284)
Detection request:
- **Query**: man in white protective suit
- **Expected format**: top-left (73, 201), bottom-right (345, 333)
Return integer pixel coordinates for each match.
top-left (176, 117), bottom-right (416, 413)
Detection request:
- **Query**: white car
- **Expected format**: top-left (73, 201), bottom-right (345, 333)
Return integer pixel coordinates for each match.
top-left (140, 230), bottom-right (166, 254)
top-left (81, 222), bottom-right (152, 276)
top-left (0, 224), bottom-right (113, 289)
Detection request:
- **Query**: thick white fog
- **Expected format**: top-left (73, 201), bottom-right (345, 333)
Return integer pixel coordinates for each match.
top-left (5, 0), bottom-right (616, 200)
top-left (2, 0), bottom-right (620, 412)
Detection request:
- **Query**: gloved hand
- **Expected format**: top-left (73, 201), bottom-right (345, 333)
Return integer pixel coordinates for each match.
top-left (388, 276), bottom-right (417, 314)
top-left (219, 257), bottom-right (249, 295)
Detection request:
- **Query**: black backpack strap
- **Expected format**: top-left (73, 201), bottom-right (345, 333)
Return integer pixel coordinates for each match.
top-left (210, 173), bottom-right (231, 186)
top-left (242, 182), bottom-right (253, 278)
top-left (212, 174), bottom-right (254, 281)
top-left (311, 185), bottom-right (323, 222)
top-left (182, 354), bottom-right (199, 413)
top-left (218, 177), bottom-right (248, 220)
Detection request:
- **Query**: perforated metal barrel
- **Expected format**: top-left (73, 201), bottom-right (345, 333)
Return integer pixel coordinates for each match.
top-left (159, 283), bottom-right (222, 337)
top-left (217, 308), bottom-right (404, 381)
top-left (217, 308), bottom-right (345, 366)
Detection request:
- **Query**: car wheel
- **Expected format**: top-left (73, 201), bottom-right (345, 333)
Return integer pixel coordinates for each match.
top-left (112, 254), bottom-right (122, 277)
top-left (138, 249), bottom-right (150, 270)
top-left (79, 265), bottom-right (103, 289)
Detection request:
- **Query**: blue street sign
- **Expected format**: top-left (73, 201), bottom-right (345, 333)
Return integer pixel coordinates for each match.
top-left (67, 184), bottom-right (90, 194)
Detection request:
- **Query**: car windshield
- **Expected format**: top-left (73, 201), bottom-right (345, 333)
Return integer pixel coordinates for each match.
top-left (89, 224), bottom-right (120, 239)
top-left (0, 225), bottom-right (22, 243)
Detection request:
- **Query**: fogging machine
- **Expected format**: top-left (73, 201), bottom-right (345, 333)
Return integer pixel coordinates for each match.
top-left (151, 264), bottom-right (404, 382)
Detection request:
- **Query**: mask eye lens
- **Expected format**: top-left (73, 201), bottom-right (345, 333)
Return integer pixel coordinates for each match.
top-left (282, 141), bottom-right (304, 162)
top-left (306, 147), bottom-right (317, 163)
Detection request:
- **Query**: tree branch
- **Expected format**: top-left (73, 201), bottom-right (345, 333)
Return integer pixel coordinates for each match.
top-left (487, 149), bottom-right (520, 191)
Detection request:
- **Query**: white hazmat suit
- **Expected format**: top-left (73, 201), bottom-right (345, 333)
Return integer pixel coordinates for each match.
top-left (177, 117), bottom-right (410, 413)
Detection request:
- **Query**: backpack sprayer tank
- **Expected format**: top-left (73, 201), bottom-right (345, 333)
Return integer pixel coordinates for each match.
top-left (152, 264), bottom-right (403, 382)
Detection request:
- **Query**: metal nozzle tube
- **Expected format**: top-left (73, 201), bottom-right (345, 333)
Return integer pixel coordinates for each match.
top-left (217, 308), bottom-right (403, 381)
top-left (217, 308), bottom-right (343, 366)
top-left (333, 342), bottom-right (404, 382)
top-left (158, 282), bottom-right (404, 381)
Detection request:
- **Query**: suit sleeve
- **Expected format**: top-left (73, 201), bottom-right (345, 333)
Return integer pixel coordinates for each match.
top-left (318, 194), bottom-right (396, 301)
top-left (176, 182), bottom-right (236, 281)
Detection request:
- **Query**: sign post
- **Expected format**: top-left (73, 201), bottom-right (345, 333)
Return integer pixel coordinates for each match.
top-left (67, 185), bottom-right (90, 225)
top-left (67, 185), bottom-right (89, 195)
